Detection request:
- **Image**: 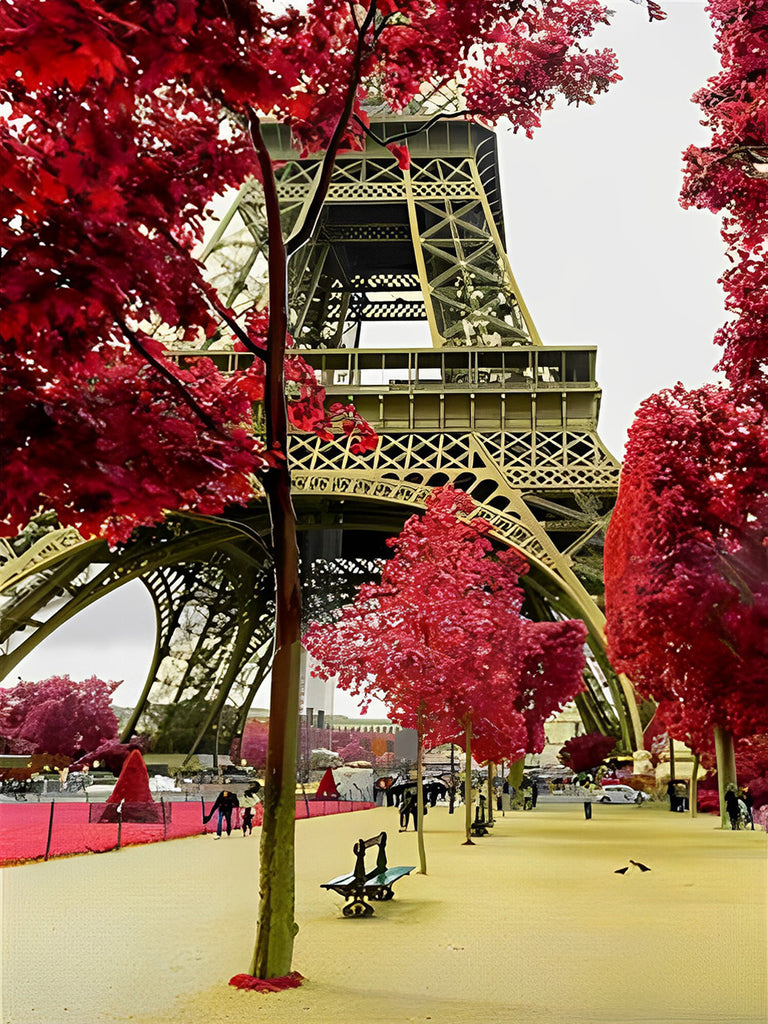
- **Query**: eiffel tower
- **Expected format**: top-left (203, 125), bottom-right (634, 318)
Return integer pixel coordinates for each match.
top-left (0, 116), bottom-right (643, 754)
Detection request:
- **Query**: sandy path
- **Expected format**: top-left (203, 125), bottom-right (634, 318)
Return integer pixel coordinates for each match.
top-left (2, 802), bottom-right (765, 1024)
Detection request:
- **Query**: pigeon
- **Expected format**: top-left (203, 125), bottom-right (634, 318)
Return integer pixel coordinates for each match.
top-left (614, 859), bottom-right (651, 875)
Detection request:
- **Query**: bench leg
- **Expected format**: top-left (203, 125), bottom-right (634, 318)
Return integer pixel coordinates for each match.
top-left (343, 896), bottom-right (375, 918)
top-left (370, 887), bottom-right (395, 901)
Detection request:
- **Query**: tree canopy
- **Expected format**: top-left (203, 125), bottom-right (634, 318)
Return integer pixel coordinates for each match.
top-left (0, 674), bottom-right (120, 758)
top-left (305, 486), bottom-right (587, 764)
top-left (0, 0), bottom-right (628, 543)
top-left (605, 0), bottom-right (768, 819)
top-left (604, 383), bottom-right (768, 754)
top-left (681, 0), bottom-right (768, 385)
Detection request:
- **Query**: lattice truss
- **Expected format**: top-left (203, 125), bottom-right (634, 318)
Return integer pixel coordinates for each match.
top-left (0, 115), bottom-right (641, 751)
top-left (123, 560), bottom-right (274, 757)
top-left (406, 158), bottom-right (531, 346)
top-left (0, 516), bottom-right (275, 758)
top-left (290, 430), bottom-right (616, 564)
top-left (198, 146), bottom-right (534, 349)
top-left (301, 556), bottom-right (383, 631)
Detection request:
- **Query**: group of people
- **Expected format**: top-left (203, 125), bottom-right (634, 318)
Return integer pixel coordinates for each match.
top-left (203, 782), bottom-right (262, 838)
top-left (376, 778), bottom-right (448, 809)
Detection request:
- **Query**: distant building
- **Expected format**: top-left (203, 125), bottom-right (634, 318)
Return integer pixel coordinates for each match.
top-left (330, 714), bottom-right (400, 734)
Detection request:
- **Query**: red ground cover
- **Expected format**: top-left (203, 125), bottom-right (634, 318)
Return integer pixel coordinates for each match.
top-left (0, 799), bottom-right (375, 865)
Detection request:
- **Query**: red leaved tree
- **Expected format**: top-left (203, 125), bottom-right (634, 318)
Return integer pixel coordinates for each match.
top-left (606, 0), bottom-right (768, 830)
top-left (680, 0), bottom-right (768, 387)
top-left (0, 675), bottom-right (119, 758)
top-left (604, 383), bottom-right (768, 824)
top-left (559, 732), bottom-right (618, 775)
top-left (337, 738), bottom-right (372, 765)
top-left (305, 486), bottom-right (587, 860)
top-left (234, 719), bottom-right (270, 771)
top-left (71, 736), bottom-right (146, 775)
top-left (1, 0), bottom-right (653, 983)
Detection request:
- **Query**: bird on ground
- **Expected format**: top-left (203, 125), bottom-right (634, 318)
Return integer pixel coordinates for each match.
top-left (614, 859), bottom-right (651, 875)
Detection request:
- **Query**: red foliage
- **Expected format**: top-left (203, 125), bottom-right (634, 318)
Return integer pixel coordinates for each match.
top-left (0, 675), bottom-right (119, 758)
top-left (559, 732), bottom-right (618, 774)
top-left (229, 972), bottom-right (303, 992)
top-left (71, 736), bottom-right (146, 775)
top-left (305, 486), bottom-right (587, 764)
top-left (337, 738), bottom-right (372, 764)
top-left (0, 0), bottom-right (633, 543)
top-left (700, 733), bottom-right (768, 786)
top-left (734, 734), bottom-right (768, 786)
top-left (680, 0), bottom-right (768, 384)
top-left (604, 384), bottom-right (768, 752)
top-left (237, 719), bottom-right (269, 770)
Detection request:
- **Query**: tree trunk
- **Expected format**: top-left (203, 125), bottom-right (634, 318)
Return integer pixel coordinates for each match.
top-left (508, 757), bottom-right (525, 807)
top-left (241, 21), bottom-right (382, 974)
top-left (713, 725), bottom-right (737, 830)
top-left (463, 721), bottom-right (474, 845)
top-left (690, 753), bottom-right (700, 819)
top-left (668, 737), bottom-right (676, 782)
top-left (248, 115), bottom-right (301, 980)
top-left (416, 727), bottom-right (427, 874)
top-left (486, 761), bottom-right (494, 825)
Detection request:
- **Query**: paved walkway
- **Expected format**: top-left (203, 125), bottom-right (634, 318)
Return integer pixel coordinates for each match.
top-left (2, 802), bottom-right (765, 1024)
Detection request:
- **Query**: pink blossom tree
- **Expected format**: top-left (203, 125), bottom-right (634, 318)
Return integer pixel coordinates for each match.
top-left (306, 486), bottom-right (587, 861)
top-left (0, 675), bottom-right (119, 759)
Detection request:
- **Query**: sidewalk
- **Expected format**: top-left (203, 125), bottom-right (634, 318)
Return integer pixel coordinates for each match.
top-left (2, 802), bottom-right (765, 1024)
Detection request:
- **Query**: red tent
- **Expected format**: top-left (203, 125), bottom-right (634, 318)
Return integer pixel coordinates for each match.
top-left (97, 750), bottom-right (161, 823)
top-left (315, 768), bottom-right (339, 800)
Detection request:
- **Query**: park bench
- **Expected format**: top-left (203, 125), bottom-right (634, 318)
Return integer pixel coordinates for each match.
top-left (321, 831), bottom-right (414, 917)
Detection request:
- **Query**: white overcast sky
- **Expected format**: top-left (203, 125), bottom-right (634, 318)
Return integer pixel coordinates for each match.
top-left (9, 1), bottom-right (724, 715)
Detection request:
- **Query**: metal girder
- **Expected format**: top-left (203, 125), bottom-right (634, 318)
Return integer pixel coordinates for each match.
top-left (1, 115), bottom-right (642, 756)
top-left (0, 515), bottom-right (276, 758)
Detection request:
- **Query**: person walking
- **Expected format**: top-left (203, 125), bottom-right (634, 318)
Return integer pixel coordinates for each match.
top-left (741, 786), bottom-right (755, 830)
top-left (240, 782), bottom-right (261, 836)
top-left (399, 788), bottom-right (417, 831)
top-left (667, 779), bottom-right (679, 813)
top-left (204, 789), bottom-right (240, 838)
top-left (724, 783), bottom-right (741, 830)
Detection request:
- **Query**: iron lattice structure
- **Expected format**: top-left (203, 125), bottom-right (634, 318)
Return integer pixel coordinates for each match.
top-left (0, 117), bottom-right (642, 755)
top-left (200, 117), bottom-right (641, 749)
top-left (0, 514), bottom-right (275, 757)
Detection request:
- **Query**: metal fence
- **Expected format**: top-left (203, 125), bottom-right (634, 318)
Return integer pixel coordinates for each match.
top-left (0, 797), bottom-right (375, 865)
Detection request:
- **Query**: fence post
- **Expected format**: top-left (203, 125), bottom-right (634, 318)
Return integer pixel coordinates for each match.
top-left (116, 799), bottom-right (124, 850)
top-left (44, 801), bottom-right (55, 862)
top-left (161, 798), bottom-right (167, 839)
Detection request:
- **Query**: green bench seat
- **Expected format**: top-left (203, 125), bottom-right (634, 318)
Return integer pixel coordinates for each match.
top-left (321, 831), bottom-right (414, 917)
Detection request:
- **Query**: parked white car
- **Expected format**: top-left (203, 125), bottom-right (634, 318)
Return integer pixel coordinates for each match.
top-left (597, 784), bottom-right (649, 804)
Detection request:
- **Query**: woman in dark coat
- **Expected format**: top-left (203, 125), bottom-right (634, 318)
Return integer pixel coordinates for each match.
top-left (204, 789), bottom-right (240, 838)
top-left (724, 785), bottom-right (741, 830)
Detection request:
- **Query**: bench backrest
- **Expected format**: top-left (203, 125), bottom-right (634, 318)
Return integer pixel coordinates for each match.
top-left (352, 831), bottom-right (388, 881)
